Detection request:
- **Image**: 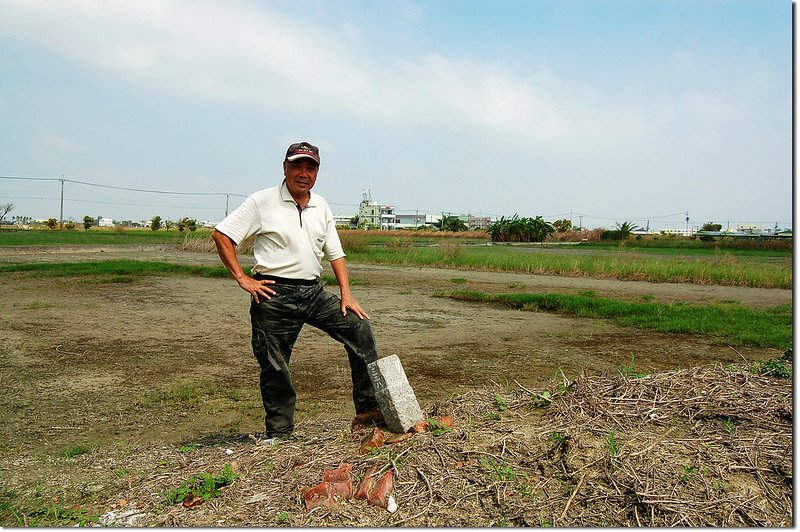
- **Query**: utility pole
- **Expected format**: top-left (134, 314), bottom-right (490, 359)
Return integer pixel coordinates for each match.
top-left (224, 193), bottom-right (230, 217)
top-left (685, 211), bottom-right (689, 236)
top-left (578, 215), bottom-right (582, 231)
top-left (59, 175), bottom-right (65, 230)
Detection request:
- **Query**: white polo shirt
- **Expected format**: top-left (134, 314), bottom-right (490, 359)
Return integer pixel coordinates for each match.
top-left (215, 181), bottom-right (346, 280)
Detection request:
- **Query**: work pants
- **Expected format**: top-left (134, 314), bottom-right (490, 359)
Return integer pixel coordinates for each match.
top-left (249, 278), bottom-right (379, 437)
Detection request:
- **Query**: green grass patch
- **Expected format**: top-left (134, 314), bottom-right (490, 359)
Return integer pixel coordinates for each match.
top-left (441, 289), bottom-right (792, 348)
top-left (0, 227), bottom-right (207, 246)
top-left (343, 245), bottom-right (791, 289)
top-left (57, 445), bottom-right (93, 458)
top-left (154, 380), bottom-right (220, 408)
top-left (0, 260), bottom-right (231, 279)
top-left (320, 274), bottom-right (366, 286)
top-left (164, 464), bottom-right (238, 506)
top-left (20, 300), bottom-right (55, 310)
top-left (0, 487), bottom-right (99, 527)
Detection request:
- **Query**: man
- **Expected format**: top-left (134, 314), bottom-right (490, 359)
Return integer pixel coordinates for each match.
top-left (212, 141), bottom-right (382, 441)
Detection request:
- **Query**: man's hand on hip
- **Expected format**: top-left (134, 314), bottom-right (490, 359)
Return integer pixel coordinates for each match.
top-left (237, 276), bottom-right (276, 303)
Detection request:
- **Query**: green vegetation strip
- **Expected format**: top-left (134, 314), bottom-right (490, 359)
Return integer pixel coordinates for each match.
top-left (343, 246), bottom-right (791, 289)
top-left (442, 289), bottom-right (792, 349)
top-left (0, 260), bottom-right (230, 278)
top-left (0, 228), bottom-right (198, 246)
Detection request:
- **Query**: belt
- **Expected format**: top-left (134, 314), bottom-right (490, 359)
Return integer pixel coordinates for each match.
top-left (253, 273), bottom-right (319, 286)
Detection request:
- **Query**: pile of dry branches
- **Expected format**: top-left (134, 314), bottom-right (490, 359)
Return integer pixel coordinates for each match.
top-left (111, 362), bottom-right (792, 527)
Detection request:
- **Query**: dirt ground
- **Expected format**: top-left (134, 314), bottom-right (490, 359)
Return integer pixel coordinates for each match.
top-left (0, 244), bottom-right (793, 526)
top-left (0, 245), bottom-right (789, 459)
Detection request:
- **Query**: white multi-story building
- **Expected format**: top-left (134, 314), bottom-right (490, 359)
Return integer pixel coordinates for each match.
top-left (98, 217), bottom-right (114, 227)
top-left (358, 190), bottom-right (399, 229)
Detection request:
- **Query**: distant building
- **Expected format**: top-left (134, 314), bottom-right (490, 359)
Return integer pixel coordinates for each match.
top-left (380, 205), bottom-right (396, 230)
top-left (660, 228), bottom-right (693, 236)
top-left (333, 213), bottom-right (355, 227)
top-left (358, 190), bottom-right (381, 228)
top-left (737, 224), bottom-right (761, 233)
top-left (353, 190), bottom-right (488, 231)
top-left (357, 190), bottom-right (397, 229)
top-left (467, 214), bottom-right (491, 230)
top-left (396, 213), bottom-right (426, 229)
top-left (98, 217), bottom-right (114, 227)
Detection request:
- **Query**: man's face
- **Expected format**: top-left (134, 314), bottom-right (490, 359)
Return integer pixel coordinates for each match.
top-left (283, 158), bottom-right (319, 199)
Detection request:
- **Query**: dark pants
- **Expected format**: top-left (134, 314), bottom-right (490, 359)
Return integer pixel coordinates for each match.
top-left (249, 278), bottom-right (379, 437)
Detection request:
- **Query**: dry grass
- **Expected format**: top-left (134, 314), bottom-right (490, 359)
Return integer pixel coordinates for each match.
top-left (179, 233), bottom-right (255, 254)
top-left (53, 362), bottom-right (791, 527)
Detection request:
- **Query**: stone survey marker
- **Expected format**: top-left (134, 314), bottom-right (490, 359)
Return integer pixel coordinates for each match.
top-left (367, 355), bottom-right (425, 433)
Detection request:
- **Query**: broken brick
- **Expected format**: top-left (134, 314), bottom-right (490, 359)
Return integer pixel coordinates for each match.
top-left (182, 493), bottom-right (204, 508)
top-left (384, 432), bottom-right (413, 445)
top-left (351, 409), bottom-right (385, 432)
top-left (438, 415), bottom-right (454, 428)
top-left (410, 421), bottom-right (429, 433)
top-left (322, 463), bottom-right (354, 499)
top-left (322, 463), bottom-right (353, 483)
top-left (329, 479), bottom-right (353, 499)
top-left (359, 427), bottom-right (385, 455)
top-left (302, 483), bottom-right (335, 510)
top-left (409, 415), bottom-right (454, 434)
top-left (367, 470), bottom-right (395, 509)
top-left (354, 465), bottom-right (380, 500)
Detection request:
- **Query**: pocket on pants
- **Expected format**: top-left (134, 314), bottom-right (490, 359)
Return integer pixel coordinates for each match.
top-left (252, 326), bottom-right (281, 371)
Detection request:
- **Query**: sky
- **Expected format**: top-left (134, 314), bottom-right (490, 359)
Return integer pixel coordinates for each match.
top-left (0, 0), bottom-right (792, 231)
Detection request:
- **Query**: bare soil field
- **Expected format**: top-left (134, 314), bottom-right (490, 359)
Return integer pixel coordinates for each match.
top-left (0, 245), bottom-right (792, 526)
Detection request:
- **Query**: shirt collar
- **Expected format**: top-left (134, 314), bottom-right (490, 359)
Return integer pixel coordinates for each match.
top-left (280, 180), bottom-right (318, 207)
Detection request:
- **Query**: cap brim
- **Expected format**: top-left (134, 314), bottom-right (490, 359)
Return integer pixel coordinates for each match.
top-left (286, 153), bottom-right (319, 163)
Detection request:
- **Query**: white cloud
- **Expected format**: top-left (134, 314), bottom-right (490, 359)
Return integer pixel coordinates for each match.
top-left (0, 0), bottom-right (648, 150)
top-left (39, 130), bottom-right (86, 155)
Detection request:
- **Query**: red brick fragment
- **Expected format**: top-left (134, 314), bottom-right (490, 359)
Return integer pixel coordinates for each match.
top-left (322, 463), bottom-right (353, 483)
top-left (359, 427), bottom-right (385, 455)
top-left (384, 432), bottom-right (413, 445)
top-left (438, 415), bottom-right (454, 428)
top-left (182, 493), bottom-right (204, 508)
top-left (302, 483), bottom-right (335, 510)
top-left (409, 415), bottom-right (454, 434)
top-left (410, 421), bottom-right (429, 433)
top-left (322, 463), bottom-right (354, 499)
top-left (351, 409), bottom-right (385, 432)
top-left (354, 465), bottom-right (380, 500)
top-left (367, 470), bottom-right (394, 509)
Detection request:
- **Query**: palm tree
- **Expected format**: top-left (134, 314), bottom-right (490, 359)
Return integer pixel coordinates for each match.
top-left (615, 221), bottom-right (640, 239)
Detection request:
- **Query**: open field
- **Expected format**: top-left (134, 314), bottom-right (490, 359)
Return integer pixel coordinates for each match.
top-left (0, 242), bottom-right (792, 526)
top-left (2, 227), bottom-right (791, 288)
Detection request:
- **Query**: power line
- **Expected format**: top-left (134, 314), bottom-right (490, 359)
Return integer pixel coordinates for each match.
top-left (2, 175), bottom-right (790, 227)
top-left (62, 198), bottom-right (223, 211)
top-left (0, 175), bottom-right (62, 182)
top-left (0, 175), bottom-right (236, 197)
top-left (67, 178), bottom-right (225, 196)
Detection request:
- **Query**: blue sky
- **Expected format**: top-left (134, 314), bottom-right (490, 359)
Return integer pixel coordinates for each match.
top-left (0, 0), bottom-right (792, 231)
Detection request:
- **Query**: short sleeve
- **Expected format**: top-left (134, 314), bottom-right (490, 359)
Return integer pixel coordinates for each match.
top-left (214, 196), bottom-right (260, 245)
